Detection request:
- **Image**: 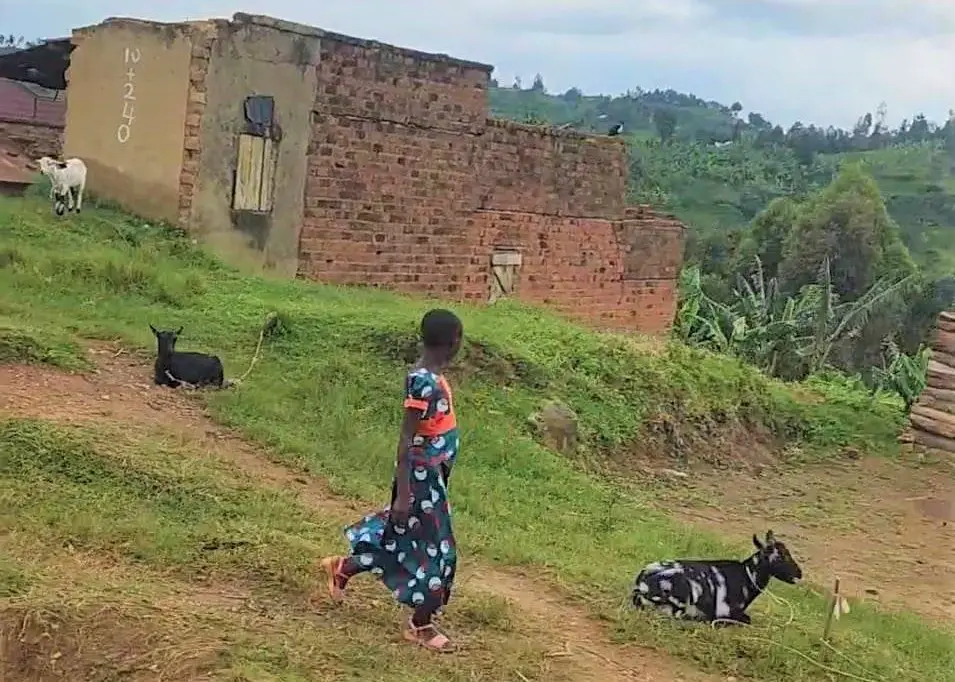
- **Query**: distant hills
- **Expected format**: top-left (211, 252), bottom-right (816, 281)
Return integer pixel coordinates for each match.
top-left (489, 82), bottom-right (955, 277)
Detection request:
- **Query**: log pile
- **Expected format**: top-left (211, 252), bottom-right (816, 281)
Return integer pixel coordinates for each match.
top-left (909, 311), bottom-right (955, 455)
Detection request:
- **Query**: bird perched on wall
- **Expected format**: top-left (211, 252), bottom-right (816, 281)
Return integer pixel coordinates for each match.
top-left (608, 122), bottom-right (624, 136)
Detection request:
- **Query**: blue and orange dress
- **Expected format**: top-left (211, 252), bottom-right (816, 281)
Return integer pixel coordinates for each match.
top-left (344, 366), bottom-right (460, 611)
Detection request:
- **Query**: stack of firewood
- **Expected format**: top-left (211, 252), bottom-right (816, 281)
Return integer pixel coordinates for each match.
top-left (908, 310), bottom-right (955, 455)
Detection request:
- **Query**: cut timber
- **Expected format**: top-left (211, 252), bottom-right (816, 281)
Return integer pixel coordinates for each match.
top-left (916, 388), bottom-right (955, 415)
top-left (912, 429), bottom-right (955, 455)
top-left (910, 405), bottom-right (955, 440)
top-left (927, 348), bottom-right (955, 372)
top-left (930, 329), bottom-right (955, 356)
top-left (926, 360), bottom-right (955, 392)
top-left (904, 310), bottom-right (955, 457)
top-left (936, 318), bottom-right (955, 334)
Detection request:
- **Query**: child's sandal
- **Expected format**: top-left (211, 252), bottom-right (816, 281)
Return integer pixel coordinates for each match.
top-left (319, 556), bottom-right (347, 602)
top-left (403, 619), bottom-right (455, 652)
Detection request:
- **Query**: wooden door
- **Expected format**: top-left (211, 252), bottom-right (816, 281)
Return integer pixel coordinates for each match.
top-left (489, 249), bottom-right (522, 303)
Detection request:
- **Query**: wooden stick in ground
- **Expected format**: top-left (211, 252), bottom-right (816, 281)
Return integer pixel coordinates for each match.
top-left (822, 577), bottom-right (841, 643)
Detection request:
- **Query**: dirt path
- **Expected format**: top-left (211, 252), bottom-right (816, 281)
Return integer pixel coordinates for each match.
top-left (0, 348), bottom-right (719, 682)
top-left (651, 454), bottom-right (955, 624)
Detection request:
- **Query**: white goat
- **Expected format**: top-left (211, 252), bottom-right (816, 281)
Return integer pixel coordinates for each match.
top-left (37, 156), bottom-right (87, 215)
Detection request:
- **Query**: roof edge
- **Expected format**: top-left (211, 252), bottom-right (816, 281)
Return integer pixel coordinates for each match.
top-left (232, 13), bottom-right (495, 73)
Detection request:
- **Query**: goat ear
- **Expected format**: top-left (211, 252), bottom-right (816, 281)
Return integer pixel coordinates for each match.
top-left (149, 324), bottom-right (158, 336)
top-left (175, 326), bottom-right (183, 335)
top-left (765, 530), bottom-right (776, 545)
top-left (752, 534), bottom-right (764, 550)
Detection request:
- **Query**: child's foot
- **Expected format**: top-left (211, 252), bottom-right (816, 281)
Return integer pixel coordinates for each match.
top-left (318, 556), bottom-right (348, 603)
top-left (403, 619), bottom-right (455, 653)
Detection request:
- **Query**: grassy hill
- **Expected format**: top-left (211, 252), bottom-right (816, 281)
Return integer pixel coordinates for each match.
top-left (490, 86), bottom-right (955, 277)
top-left (1, 194), bottom-right (953, 681)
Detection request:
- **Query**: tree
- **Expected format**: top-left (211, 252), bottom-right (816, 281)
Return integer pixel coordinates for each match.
top-left (942, 109), bottom-right (955, 154)
top-left (561, 87), bottom-right (582, 102)
top-left (778, 164), bottom-right (915, 301)
top-left (730, 101), bottom-right (743, 116)
top-left (653, 108), bottom-right (677, 143)
top-left (870, 102), bottom-right (888, 147)
top-left (531, 73), bottom-right (545, 93)
top-left (909, 113), bottom-right (930, 141)
top-left (852, 112), bottom-right (872, 139)
top-left (511, 76), bottom-right (522, 90)
top-left (736, 196), bottom-right (802, 279)
top-left (747, 112), bottom-right (770, 130)
top-left (0, 35), bottom-right (41, 48)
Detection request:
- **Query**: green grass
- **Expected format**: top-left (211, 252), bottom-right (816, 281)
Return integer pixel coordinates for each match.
top-left (0, 418), bottom-right (545, 681)
top-left (1, 195), bottom-right (953, 681)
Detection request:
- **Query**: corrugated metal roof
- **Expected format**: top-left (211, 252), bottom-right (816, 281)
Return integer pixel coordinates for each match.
top-left (0, 78), bottom-right (66, 125)
top-left (0, 149), bottom-right (34, 186)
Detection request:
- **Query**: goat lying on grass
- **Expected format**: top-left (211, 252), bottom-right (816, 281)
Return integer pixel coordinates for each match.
top-left (631, 530), bottom-right (803, 625)
top-left (37, 156), bottom-right (87, 215)
top-left (150, 325), bottom-right (230, 389)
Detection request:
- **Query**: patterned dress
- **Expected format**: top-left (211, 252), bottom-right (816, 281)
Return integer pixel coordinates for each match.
top-left (343, 367), bottom-right (459, 611)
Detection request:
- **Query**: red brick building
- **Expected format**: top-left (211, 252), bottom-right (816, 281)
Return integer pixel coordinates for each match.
top-left (62, 14), bottom-right (686, 334)
top-left (299, 30), bottom-right (685, 333)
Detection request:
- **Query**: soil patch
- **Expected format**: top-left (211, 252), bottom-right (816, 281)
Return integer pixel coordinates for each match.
top-left (654, 455), bottom-right (955, 624)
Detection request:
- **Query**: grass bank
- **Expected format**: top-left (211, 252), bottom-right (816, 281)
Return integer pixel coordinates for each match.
top-left (0, 195), bottom-right (950, 681)
top-left (0, 418), bottom-right (541, 681)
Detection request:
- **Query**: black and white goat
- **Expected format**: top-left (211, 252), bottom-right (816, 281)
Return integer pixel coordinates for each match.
top-left (37, 156), bottom-right (87, 215)
top-left (631, 531), bottom-right (802, 625)
top-left (150, 325), bottom-right (229, 389)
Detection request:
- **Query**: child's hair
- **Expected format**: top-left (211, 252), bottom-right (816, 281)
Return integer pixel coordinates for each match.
top-left (420, 309), bottom-right (462, 350)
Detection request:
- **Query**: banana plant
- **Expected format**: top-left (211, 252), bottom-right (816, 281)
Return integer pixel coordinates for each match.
top-left (872, 339), bottom-right (929, 412)
top-left (798, 256), bottom-right (916, 375)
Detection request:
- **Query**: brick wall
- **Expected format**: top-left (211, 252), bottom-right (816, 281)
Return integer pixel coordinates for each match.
top-left (297, 34), bottom-right (686, 334)
top-left (0, 119), bottom-right (63, 160)
top-left (177, 27), bottom-right (216, 229)
top-left (300, 37), bottom-right (489, 294)
top-left (477, 120), bottom-right (626, 219)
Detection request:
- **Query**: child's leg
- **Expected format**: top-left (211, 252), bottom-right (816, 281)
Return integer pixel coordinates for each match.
top-left (405, 600), bottom-right (454, 652)
top-left (318, 554), bottom-right (368, 602)
top-left (411, 603), bottom-right (438, 627)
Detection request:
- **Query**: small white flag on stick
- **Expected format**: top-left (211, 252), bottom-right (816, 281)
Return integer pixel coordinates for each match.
top-left (832, 596), bottom-right (850, 620)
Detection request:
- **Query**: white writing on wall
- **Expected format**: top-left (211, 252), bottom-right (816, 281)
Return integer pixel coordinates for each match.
top-left (116, 47), bottom-right (140, 144)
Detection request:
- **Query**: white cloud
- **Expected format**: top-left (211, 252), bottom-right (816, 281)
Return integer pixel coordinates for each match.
top-left (8, 0), bottom-right (955, 129)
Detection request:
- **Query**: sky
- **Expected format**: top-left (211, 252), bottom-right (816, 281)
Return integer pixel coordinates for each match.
top-left (5, 0), bottom-right (955, 129)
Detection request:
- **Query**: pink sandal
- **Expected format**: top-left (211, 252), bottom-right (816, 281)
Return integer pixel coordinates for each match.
top-left (403, 619), bottom-right (455, 652)
top-left (319, 556), bottom-right (347, 602)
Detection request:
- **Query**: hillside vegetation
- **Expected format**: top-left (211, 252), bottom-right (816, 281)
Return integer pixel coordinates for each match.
top-left (491, 82), bottom-right (955, 400)
top-left (1, 195), bottom-right (953, 681)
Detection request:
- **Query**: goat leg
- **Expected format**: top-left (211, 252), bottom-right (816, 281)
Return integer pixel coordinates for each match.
top-left (728, 611), bottom-right (751, 626)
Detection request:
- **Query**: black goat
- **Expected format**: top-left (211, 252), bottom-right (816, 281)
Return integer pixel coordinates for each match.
top-left (150, 325), bottom-right (227, 389)
top-left (631, 530), bottom-right (802, 625)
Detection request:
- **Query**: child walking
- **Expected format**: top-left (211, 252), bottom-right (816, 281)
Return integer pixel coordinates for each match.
top-left (319, 308), bottom-right (463, 652)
